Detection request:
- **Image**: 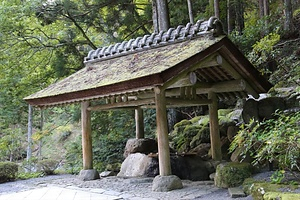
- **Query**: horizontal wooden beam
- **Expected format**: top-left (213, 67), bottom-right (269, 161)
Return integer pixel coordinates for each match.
top-left (190, 53), bottom-right (223, 71)
top-left (87, 98), bottom-right (155, 111)
top-left (166, 98), bottom-right (212, 106)
top-left (137, 79), bottom-right (251, 99)
top-left (165, 72), bottom-right (197, 89)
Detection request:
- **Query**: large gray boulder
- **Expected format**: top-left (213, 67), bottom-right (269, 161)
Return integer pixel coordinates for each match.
top-left (123, 138), bottom-right (158, 158)
top-left (258, 97), bottom-right (285, 120)
top-left (118, 153), bottom-right (152, 177)
top-left (242, 99), bottom-right (259, 123)
top-left (145, 155), bottom-right (210, 181)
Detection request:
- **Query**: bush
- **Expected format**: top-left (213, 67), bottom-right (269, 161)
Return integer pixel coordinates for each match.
top-left (0, 162), bottom-right (18, 183)
top-left (230, 111), bottom-right (300, 172)
top-left (37, 159), bottom-right (60, 175)
top-left (17, 172), bottom-right (43, 180)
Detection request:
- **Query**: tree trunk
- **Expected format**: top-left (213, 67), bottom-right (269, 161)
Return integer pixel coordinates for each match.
top-left (284, 0), bottom-right (294, 32)
top-left (227, 0), bottom-right (235, 34)
top-left (263, 0), bottom-right (269, 16)
top-left (214, 0), bottom-right (220, 18)
top-left (27, 105), bottom-right (33, 161)
top-left (156, 0), bottom-right (170, 31)
top-left (187, 0), bottom-right (194, 24)
top-left (38, 110), bottom-right (44, 159)
top-left (152, 0), bottom-right (159, 33)
top-left (235, 0), bottom-right (245, 35)
top-left (258, 0), bottom-right (264, 19)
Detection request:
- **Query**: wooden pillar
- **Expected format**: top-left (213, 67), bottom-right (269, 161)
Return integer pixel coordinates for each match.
top-left (208, 91), bottom-right (222, 161)
top-left (154, 86), bottom-right (172, 176)
top-left (81, 101), bottom-right (93, 170)
top-left (135, 108), bottom-right (145, 139)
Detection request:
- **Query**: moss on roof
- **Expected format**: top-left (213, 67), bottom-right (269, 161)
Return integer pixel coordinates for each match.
top-left (25, 36), bottom-right (224, 100)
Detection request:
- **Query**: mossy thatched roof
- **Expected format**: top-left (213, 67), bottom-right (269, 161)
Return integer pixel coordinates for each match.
top-left (24, 18), bottom-right (272, 107)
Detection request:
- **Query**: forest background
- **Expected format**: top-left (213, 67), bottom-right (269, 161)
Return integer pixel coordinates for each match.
top-left (0, 0), bottom-right (299, 175)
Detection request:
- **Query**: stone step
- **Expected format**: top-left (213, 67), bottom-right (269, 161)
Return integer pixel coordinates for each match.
top-left (228, 187), bottom-right (246, 198)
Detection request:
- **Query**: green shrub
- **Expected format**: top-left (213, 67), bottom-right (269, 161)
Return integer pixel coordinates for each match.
top-left (17, 172), bottom-right (43, 180)
top-left (230, 111), bottom-right (300, 172)
top-left (37, 159), bottom-right (60, 175)
top-left (0, 162), bottom-right (18, 182)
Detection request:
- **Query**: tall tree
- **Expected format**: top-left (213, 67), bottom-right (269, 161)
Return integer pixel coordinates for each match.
top-left (214, 0), bottom-right (220, 18)
top-left (284, 0), bottom-right (294, 32)
top-left (227, 0), bottom-right (235, 34)
top-left (227, 0), bottom-right (244, 35)
top-left (156, 0), bottom-right (170, 31)
top-left (259, 0), bottom-right (264, 18)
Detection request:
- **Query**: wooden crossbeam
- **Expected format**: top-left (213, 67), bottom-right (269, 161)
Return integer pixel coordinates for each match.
top-left (166, 98), bottom-right (212, 106)
top-left (87, 98), bottom-right (155, 111)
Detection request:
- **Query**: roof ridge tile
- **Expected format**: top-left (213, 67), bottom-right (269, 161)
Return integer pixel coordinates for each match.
top-left (84, 17), bottom-right (224, 63)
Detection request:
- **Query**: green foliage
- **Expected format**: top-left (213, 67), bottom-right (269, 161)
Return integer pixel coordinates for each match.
top-left (64, 136), bottom-right (82, 174)
top-left (270, 170), bottom-right (285, 184)
top-left (17, 172), bottom-right (43, 180)
top-left (248, 33), bottom-right (280, 75)
top-left (20, 157), bottom-right (38, 173)
top-left (37, 159), bottom-right (60, 175)
top-left (252, 33), bottom-right (280, 54)
top-left (243, 181), bottom-right (300, 200)
top-left (0, 127), bottom-right (26, 162)
top-left (91, 110), bottom-right (135, 171)
top-left (230, 111), bottom-right (300, 172)
top-left (0, 162), bottom-right (18, 183)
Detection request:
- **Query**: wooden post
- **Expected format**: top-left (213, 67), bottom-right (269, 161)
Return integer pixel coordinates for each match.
top-left (208, 91), bottom-right (222, 160)
top-left (81, 101), bottom-right (93, 170)
top-left (135, 108), bottom-right (145, 139)
top-left (154, 86), bottom-right (172, 176)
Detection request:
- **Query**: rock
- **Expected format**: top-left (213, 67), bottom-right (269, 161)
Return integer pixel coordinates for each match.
top-left (145, 157), bottom-right (159, 177)
top-left (105, 163), bottom-right (121, 173)
top-left (242, 99), bottom-right (259, 124)
top-left (264, 192), bottom-right (300, 200)
top-left (118, 153), bottom-right (152, 177)
top-left (258, 97), bottom-right (285, 120)
top-left (228, 187), bottom-right (246, 198)
top-left (230, 146), bottom-right (253, 163)
top-left (214, 162), bottom-right (251, 188)
top-left (227, 126), bottom-right (239, 142)
top-left (244, 181), bottom-right (300, 200)
top-left (78, 169), bottom-right (100, 181)
top-left (123, 138), bottom-right (158, 158)
top-left (183, 156), bottom-right (210, 181)
top-left (227, 109), bottom-right (243, 124)
top-left (190, 143), bottom-right (211, 159)
top-left (220, 137), bottom-right (231, 161)
top-left (152, 175), bottom-right (183, 192)
top-left (99, 171), bottom-right (115, 178)
top-left (145, 155), bottom-right (210, 181)
top-left (189, 127), bottom-right (210, 150)
top-left (209, 173), bottom-right (215, 181)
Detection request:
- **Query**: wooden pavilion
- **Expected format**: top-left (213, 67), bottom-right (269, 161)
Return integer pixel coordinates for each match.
top-left (24, 17), bottom-right (272, 186)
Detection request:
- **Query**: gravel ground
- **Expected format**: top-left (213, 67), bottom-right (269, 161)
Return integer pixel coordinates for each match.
top-left (0, 171), bottom-right (299, 200)
top-left (0, 174), bottom-right (250, 200)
